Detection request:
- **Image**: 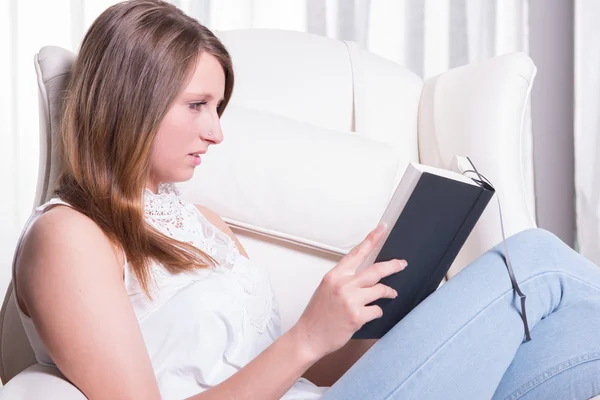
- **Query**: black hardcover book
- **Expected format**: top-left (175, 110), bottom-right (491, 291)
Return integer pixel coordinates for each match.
top-left (352, 157), bottom-right (495, 339)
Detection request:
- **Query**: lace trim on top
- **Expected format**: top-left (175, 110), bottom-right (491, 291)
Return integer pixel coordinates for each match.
top-left (127, 183), bottom-right (237, 293)
top-left (144, 183), bottom-right (239, 268)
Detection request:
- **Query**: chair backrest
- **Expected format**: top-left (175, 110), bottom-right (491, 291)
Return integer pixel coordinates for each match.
top-left (0, 29), bottom-right (425, 383)
top-left (0, 46), bottom-right (75, 383)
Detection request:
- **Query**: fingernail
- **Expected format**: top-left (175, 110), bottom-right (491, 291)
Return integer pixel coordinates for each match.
top-left (393, 290), bottom-right (398, 297)
top-left (398, 260), bottom-right (407, 269)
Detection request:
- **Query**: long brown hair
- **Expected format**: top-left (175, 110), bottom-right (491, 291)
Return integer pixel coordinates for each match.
top-left (56, 0), bottom-right (234, 295)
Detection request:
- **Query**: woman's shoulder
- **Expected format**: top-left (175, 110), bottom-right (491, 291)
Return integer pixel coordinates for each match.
top-left (15, 204), bottom-right (125, 312)
top-left (36, 203), bottom-right (100, 231)
top-left (26, 204), bottom-right (116, 254)
top-left (194, 204), bottom-right (249, 258)
top-left (28, 203), bottom-right (124, 264)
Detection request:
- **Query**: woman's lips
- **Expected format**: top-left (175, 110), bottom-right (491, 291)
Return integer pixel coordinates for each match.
top-left (189, 153), bottom-right (202, 166)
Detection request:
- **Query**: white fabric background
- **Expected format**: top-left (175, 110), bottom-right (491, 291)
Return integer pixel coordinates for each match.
top-left (0, 0), bottom-right (531, 295)
top-left (575, 0), bottom-right (600, 265)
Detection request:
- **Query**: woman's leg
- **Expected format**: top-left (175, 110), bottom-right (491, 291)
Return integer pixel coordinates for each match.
top-left (492, 295), bottom-right (600, 399)
top-left (320, 228), bottom-right (600, 400)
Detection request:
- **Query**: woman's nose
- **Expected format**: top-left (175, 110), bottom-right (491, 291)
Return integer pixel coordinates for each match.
top-left (200, 120), bottom-right (223, 144)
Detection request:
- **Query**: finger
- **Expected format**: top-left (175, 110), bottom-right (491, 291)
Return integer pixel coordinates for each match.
top-left (353, 259), bottom-right (407, 288)
top-left (359, 283), bottom-right (398, 305)
top-left (361, 305), bottom-right (384, 324)
top-left (336, 223), bottom-right (388, 273)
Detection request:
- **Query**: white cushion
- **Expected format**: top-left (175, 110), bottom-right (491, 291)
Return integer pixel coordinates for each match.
top-left (216, 29), bottom-right (424, 150)
top-left (216, 29), bottom-right (356, 133)
top-left (180, 104), bottom-right (404, 254)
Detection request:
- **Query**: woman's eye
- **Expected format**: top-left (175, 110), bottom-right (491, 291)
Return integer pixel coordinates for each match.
top-left (189, 102), bottom-right (207, 111)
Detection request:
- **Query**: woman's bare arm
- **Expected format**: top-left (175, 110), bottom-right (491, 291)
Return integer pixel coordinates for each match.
top-left (16, 206), bottom-right (321, 400)
top-left (16, 206), bottom-right (162, 399)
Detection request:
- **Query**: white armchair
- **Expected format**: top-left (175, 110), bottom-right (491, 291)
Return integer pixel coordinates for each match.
top-left (0, 29), bottom-right (539, 398)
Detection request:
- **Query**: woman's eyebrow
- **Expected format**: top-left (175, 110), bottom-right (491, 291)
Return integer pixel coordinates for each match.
top-left (183, 92), bottom-right (224, 102)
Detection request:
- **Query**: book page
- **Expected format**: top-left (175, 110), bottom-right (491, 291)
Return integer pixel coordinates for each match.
top-left (412, 162), bottom-right (477, 186)
top-left (355, 163), bottom-right (422, 273)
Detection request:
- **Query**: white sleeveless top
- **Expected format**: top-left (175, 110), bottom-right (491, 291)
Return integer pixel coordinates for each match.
top-left (13, 183), bottom-right (328, 399)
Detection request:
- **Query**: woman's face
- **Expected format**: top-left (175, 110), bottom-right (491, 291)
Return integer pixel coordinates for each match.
top-left (148, 52), bottom-right (225, 193)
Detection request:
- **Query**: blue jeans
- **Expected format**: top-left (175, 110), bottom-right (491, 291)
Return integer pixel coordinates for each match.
top-left (321, 229), bottom-right (600, 399)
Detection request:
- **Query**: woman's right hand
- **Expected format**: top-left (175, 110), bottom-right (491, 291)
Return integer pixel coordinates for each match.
top-left (291, 224), bottom-right (407, 361)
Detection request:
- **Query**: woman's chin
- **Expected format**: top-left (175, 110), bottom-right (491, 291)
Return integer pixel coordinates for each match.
top-left (163, 169), bottom-right (196, 185)
top-left (181, 168), bottom-right (197, 182)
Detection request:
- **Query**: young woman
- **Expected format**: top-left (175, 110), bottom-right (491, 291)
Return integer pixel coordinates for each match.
top-left (12, 1), bottom-right (600, 399)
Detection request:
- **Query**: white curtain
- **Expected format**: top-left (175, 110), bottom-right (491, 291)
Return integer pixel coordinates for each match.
top-left (575, 0), bottom-right (600, 265)
top-left (0, 0), bottom-right (530, 294)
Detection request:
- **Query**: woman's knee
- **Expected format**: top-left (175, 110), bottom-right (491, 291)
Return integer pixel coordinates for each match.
top-left (505, 228), bottom-right (566, 253)
top-left (501, 228), bottom-right (580, 276)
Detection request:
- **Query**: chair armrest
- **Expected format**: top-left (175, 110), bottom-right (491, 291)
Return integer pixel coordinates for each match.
top-left (0, 364), bottom-right (85, 400)
top-left (418, 52), bottom-right (538, 277)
